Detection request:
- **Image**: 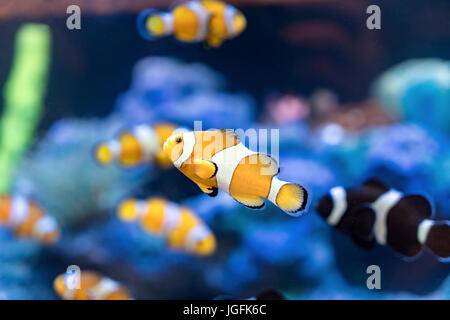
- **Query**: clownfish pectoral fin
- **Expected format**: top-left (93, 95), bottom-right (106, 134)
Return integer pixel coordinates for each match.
top-left (197, 183), bottom-right (218, 197)
top-left (351, 234), bottom-right (376, 250)
top-left (193, 160), bottom-right (218, 179)
top-left (232, 194), bottom-right (265, 210)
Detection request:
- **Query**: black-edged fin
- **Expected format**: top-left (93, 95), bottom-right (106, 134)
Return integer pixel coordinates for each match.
top-left (193, 159), bottom-right (218, 179)
top-left (351, 234), bottom-right (375, 250)
top-left (362, 178), bottom-right (390, 193)
top-left (256, 289), bottom-right (285, 300)
top-left (206, 187), bottom-right (218, 197)
top-left (425, 221), bottom-right (450, 259)
top-left (232, 194), bottom-right (265, 210)
top-left (348, 205), bottom-right (376, 240)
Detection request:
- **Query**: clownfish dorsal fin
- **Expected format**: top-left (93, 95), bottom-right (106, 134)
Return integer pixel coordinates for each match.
top-left (401, 195), bottom-right (432, 219)
top-left (362, 178), bottom-right (389, 192)
top-left (219, 129), bottom-right (241, 144)
top-left (193, 159), bottom-right (218, 179)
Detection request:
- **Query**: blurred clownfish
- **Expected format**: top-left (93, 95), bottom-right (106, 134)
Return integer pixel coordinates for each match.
top-left (316, 179), bottom-right (450, 261)
top-left (94, 123), bottom-right (187, 168)
top-left (137, 0), bottom-right (246, 48)
top-left (163, 130), bottom-right (309, 216)
top-left (118, 197), bottom-right (216, 256)
top-left (54, 270), bottom-right (132, 300)
top-left (0, 195), bottom-right (60, 244)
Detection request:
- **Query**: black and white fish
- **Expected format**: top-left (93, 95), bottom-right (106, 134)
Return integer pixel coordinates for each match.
top-left (316, 179), bottom-right (450, 261)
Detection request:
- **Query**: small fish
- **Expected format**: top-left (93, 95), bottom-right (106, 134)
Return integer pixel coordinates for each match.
top-left (163, 130), bottom-right (309, 216)
top-left (0, 195), bottom-right (59, 244)
top-left (137, 0), bottom-right (246, 48)
top-left (117, 197), bottom-right (216, 256)
top-left (94, 123), bottom-right (186, 168)
top-left (316, 179), bottom-right (450, 260)
top-left (53, 270), bottom-right (132, 300)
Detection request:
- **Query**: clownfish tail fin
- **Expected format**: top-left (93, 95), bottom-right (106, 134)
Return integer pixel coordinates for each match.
top-left (94, 142), bottom-right (115, 166)
top-left (421, 220), bottom-right (450, 260)
top-left (137, 9), bottom-right (174, 40)
top-left (268, 177), bottom-right (309, 216)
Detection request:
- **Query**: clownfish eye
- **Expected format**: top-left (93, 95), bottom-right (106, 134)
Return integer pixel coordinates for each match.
top-left (175, 137), bottom-right (182, 143)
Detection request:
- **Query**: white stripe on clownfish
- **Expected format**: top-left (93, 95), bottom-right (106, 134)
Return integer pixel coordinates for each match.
top-left (160, 202), bottom-right (182, 235)
top-left (173, 131), bottom-right (196, 168)
top-left (185, 1), bottom-right (210, 41)
top-left (32, 215), bottom-right (58, 239)
top-left (184, 224), bottom-right (210, 251)
top-left (327, 187), bottom-right (347, 226)
top-left (107, 140), bottom-right (121, 158)
top-left (88, 278), bottom-right (120, 300)
top-left (132, 124), bottom-right (160, 158)
top-left (160, 12), bottom-right (174, 34)
top-left (210, 143), bottom-right (256, 193)
top-left (8, 195), bottom-right (29, 227)
top-left (417, 219), bottom-right (434, 245)
top-left (371, 189), bottom-right (403, 245)
top-left (267, 177), bottom-right (288, 204)
top-left (224, 5), bottom-right (237, 36)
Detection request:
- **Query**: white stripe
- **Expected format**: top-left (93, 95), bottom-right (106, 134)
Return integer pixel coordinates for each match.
top-left (135, 200), bottom-right (149, 219)
top-left (161, 202), bottom-right (182, 235)
top-left (173, 131), bottom-right (195, 168)
top-left (417, 219), bottom-right (434, 245)
top-left (185, 1), bottom-right (210, 41)
top-left (224, 5), bottom-right (237, 36)
top-left (8, 196), bottom-right (29, 226)
top-left (107, 140), bottom-right (121, 158)
top-left (161, 12), bottom-right (174, 34)
top-left (133, 125), bottom-right (160, 158)
top-left (326, 187), bottom-right (347, 226)
top-left (32, 215), bottom-right (58, 239)
top-left (211, 143), bottom-right (256, 193)
top-left (88, 278), bottom-right (120, 300)
top-left (372, 189), bottom-right (403, 245)
top-left (267, 176), bottom-right (288, 204)
top-left (184, 225), bottom-right (210, 251)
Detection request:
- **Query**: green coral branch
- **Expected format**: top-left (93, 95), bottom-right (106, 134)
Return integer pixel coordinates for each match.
top-left (0, 23), bottom-right (51, 193)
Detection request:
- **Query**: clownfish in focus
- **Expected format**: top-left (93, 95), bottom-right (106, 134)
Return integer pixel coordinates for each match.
top-left (316, 179), bottom-right (450, 261)
top-left (162, 130), bottom-right (309, 216)
top-left (118, 197), bottom-right (216, 256)
top-left (53, 270), bottom-right (132, 300)
top-left (94, 123), bottom-right (187, 168)
top-left (0, 195), bottom-right (60, 244)
top-left (137, 0), bottom-right (246, 47)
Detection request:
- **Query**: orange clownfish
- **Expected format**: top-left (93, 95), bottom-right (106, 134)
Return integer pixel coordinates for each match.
top-left (137, 0), bottom-right (246, 48)
top-left (94, 123), bottom-right (187, 168)
top-left (117, 197), bottom-right (216, 256)
top-left (53, 270), bottom-right (132, 300)
top-left (163, 130), bottom-right (309, 216)
top-left (0, 195), bottom-right (60, 244)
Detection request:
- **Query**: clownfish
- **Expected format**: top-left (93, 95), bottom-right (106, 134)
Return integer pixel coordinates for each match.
top-left (94, 123), bottom-right (187, 168)
top-left (316, 179), bottom-right (450, 261)
top-left (117, 197), bottom-right (216, 256)
top-left (53, 270), bottom-right (132, 300)
top-left (162, 130), bottom-right (309, 216)
top-left (137, 0), bottom-right (246, 48)
top-left (0, 195), bottom-right (60, 244)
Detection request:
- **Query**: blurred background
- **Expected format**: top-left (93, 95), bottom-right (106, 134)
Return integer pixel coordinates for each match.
top-left (0, 0), bottom-right (449, 299)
